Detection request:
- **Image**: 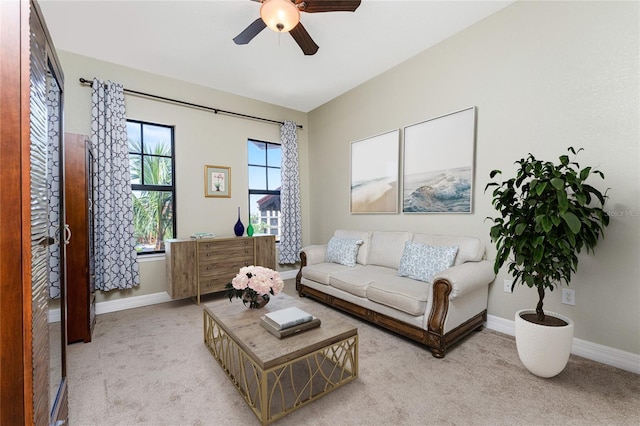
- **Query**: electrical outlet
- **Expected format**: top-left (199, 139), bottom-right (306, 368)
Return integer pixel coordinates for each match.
top-left (504, 279), bottom-right (513, 293)
top-left (561, 288), bottom-right (575, 306)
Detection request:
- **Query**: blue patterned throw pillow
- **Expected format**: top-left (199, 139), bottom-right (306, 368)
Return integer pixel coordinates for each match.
top-left (325, 237), bottom-right (364, 267)
top-left (397, 242), bottom-right (458, 282)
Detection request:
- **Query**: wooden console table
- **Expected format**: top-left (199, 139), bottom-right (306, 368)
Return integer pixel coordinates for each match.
top-left (165, 235), bottom-right (276, 303)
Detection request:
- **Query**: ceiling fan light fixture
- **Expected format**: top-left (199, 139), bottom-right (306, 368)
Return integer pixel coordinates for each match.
top-left (260, 0), bottom-right (300, 33)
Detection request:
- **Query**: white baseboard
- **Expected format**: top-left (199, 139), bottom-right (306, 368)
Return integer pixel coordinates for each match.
top-left (95, 292), bottom-right (173, 315)
top-left (50, 286), bottom-right (638, 375)
top-left (486, 314), bottom-right (640, 375)
top-left (47, 270), bottom-right (299, 324)
top-left (48, 292), bottom-right (172, 323)
top-left (280, 269), bottom-right (298, 280)
top-left (49, 308), bottom-right (61, 323)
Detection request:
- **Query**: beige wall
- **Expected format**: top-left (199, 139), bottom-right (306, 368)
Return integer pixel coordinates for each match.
top-left (60, 51), bottom-right (309, 303)
top-left (307, 1), bottom-right (639, 354)
top-left (59, 0), bottom-right (639, 355)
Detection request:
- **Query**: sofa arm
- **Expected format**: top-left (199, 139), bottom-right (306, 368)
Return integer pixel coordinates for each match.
top-left (299, 245), bottom-right (327, 266)
top-left (434, 260), bottom-right (495, 300)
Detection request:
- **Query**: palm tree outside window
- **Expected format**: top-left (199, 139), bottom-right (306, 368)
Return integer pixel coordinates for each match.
top-left (127, 120), bottom-right (176, 254)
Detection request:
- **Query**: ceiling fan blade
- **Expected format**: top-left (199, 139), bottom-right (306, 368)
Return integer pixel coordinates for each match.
top-left (233, 18), bottom-right (267, 45)
top-left (289, 22), bottom-right (319, 55)
top-left (297, 0), bottom-right (361, 13)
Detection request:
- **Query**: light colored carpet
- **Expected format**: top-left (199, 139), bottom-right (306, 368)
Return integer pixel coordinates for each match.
top-left (67, 280), bottom-right (640, 425)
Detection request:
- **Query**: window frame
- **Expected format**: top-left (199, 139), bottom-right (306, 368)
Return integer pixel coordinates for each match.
top-left (128, 119), bottom-right (176, 255)
top-left (248, 139), bottom-right (281, 241)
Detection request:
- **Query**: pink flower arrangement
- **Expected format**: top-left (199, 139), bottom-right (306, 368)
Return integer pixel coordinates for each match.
top-left (225, 266), bottom-right (284, 308)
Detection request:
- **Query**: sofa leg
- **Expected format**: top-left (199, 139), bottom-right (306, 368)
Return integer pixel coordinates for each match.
top-left (430, 348), bottom-right (446, 358)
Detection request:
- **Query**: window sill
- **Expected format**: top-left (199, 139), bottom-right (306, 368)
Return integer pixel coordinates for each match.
top-left (136, 253), bottom-right (165, 263)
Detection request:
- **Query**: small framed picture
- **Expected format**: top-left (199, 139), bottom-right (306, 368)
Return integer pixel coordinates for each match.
top-left (204, 165), bottom-right (231, 198)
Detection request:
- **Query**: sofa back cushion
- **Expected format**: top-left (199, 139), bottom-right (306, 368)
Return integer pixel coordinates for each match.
top-left (412, 233), bottom-right (484, 265)
top-left (334, 230), bottom-right (371, 265)
top-left (367, 231), bottom-right (412, 269)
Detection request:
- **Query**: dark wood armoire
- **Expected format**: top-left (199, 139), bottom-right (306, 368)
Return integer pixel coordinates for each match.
top-left (65, 133), bottom-right (97, 343)
top-left (0, 1), bottom-right (69, 424)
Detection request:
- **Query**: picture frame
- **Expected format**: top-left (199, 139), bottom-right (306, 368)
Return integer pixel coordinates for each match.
top-left (204, 165), bottom-right (231, 198)
top-left (350, 129), bottom-right (400, 214)
top-left (402, 106), bottom-right (476, 213)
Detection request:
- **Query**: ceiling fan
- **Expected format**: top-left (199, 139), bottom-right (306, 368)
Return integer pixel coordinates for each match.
top-left (233, 0), bottom-right (362, 56)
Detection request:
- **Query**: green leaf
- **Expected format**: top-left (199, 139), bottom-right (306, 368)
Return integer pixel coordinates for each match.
top-left (575, 193), bottom-right (587, 206)
top-left (551, 178), bottom-right (564, 190)
top-left (580, 167), bottom-right (591, 181)
top-left (533, 244), bottom-right (544, 263)
top-left (557, 189), bottom-right (569, 212)
top-left (535, 181), bottom-right (548, 195)
top-left (559, 155), bottom-right (569, 166)
top-left (515, 223), bottom-right (527, 235)
top-left (561, 211), bottom-right (581, 234)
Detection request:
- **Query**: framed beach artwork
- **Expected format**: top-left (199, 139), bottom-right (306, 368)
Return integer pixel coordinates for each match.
top-left (204, 165), bottom-right (231, 198)
top-left (350, 129), bottom-right (400, 214)
top-left (402, 106), bottom-right (476, 213)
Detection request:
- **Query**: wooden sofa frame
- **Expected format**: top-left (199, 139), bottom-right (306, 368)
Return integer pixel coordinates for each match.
top-left (296, 251), bottom-right (486, 358)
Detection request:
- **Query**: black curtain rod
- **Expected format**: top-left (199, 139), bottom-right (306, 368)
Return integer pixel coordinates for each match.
top-left (78, 77), bottom-right (302, 129)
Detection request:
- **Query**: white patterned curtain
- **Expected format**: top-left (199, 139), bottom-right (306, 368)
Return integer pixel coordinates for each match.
top-left (91, 79), bottom-right (140, 291)
top-left (279, 120), bottom-right (302, 264)
top-left (47, 76), bottom-right (61, 299)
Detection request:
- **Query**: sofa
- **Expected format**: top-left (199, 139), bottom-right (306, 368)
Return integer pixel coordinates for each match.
top-left (296, 230), bottom-right (496, 358)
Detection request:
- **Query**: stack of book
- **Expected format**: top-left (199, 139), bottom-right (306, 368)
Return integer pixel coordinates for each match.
top-left (260, 307), bottom-right (321, 338)
top-left (190, 232), bottom-right (215, 239)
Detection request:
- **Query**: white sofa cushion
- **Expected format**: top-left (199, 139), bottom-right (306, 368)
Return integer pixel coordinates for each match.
top-left (397, 242), bottom-right (458, 283)
top-left (412, 233), bottom-right (484, 266)
top-left (366, 276), bottom-right (430, 316)
top-left (325, 237), bottom-right (363, 267)
top-left (367, 231), bottom-right (412, 269)
top-left (330, 265), bottom-right (397, 298)
top-left (335, 229), bottom-right (371, 265)
top-left (302, 263), bottom-right (359, 285)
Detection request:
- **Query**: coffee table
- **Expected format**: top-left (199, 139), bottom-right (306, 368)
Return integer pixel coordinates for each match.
top-left (203, 293), bottom-right (358, 425)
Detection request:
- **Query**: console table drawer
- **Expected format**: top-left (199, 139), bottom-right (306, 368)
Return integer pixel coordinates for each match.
top-left (198, 239), bottom-right (252, 252)
top-left (199, 259), bottom-right (253, 279)
top-left (198, 246), bottom-right (254, 262)
top-left (199, 277), bottom-right (228, 294)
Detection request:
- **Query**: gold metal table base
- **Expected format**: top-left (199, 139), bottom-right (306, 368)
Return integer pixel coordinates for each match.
top-left (204, 310), bottom-right (358, 425)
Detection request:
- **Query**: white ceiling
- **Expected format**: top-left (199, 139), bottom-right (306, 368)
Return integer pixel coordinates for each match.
top-left (39, 0), bottom-right (514, 113)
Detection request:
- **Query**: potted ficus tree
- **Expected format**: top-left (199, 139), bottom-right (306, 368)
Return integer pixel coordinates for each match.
top-left (485, 147), bottom-right (609, 377)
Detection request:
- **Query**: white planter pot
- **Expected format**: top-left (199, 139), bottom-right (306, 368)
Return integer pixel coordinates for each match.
top-left (514, 309), bottom-right (574, 378)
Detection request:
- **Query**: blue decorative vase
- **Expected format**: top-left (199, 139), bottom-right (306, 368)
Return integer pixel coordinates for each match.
top-left (234, 207), bottom-right (244, 236)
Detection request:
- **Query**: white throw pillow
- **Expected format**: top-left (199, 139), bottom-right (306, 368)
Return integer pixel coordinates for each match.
top-left (397, 242), bottom-right (458, 282)
top-left (325, 237), bottom-right (364, 267)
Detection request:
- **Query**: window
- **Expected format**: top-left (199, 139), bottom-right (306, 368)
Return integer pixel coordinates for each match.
top-left (248, 140), bottom-right (281, 240)
top-left (127, 120), bottom-right (176, 254)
